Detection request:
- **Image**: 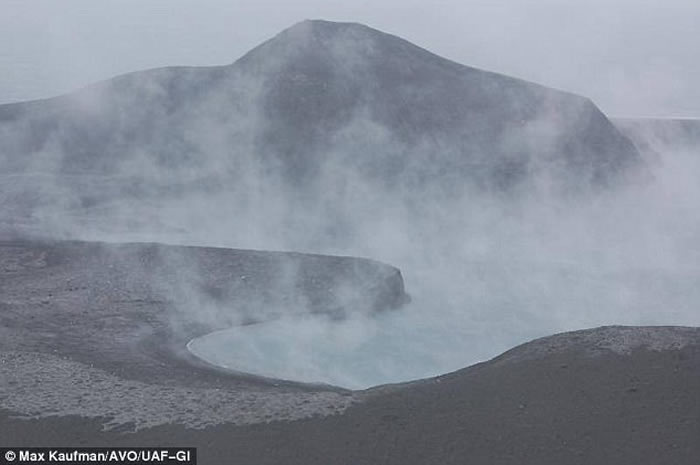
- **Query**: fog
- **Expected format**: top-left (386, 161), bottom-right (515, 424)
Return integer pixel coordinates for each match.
top-left (2, 13), bottom-right (700, 389)
top-left (12, 107), bottom-right (697, 389)
top-left (186, 139), bottom-right (700, 388)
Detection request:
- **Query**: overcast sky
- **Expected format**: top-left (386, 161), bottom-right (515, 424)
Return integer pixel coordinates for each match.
top-left (1, 0), bottom-right (698, 116)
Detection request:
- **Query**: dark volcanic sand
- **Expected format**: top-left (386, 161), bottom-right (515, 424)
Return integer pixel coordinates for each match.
top-left (1, 240), bottom-right (699, 464)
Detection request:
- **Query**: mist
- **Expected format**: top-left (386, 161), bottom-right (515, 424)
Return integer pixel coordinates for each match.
top-left (189, 136), bottom-right (700, 388)
top-left (2, 17), bottom-right (699, 389)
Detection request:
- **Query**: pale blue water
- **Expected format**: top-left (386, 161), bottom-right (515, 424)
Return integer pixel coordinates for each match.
top-left (187, 262), bottom-right (700, 389)
top-left (187, 307), bottom-right (498, 390)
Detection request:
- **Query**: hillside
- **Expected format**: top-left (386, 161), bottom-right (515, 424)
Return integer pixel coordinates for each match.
top-left (0, 21), bottom-right (643, 240)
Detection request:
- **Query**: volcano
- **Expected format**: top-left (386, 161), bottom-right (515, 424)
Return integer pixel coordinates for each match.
top-left (0, 20), bottom-right (642, 232)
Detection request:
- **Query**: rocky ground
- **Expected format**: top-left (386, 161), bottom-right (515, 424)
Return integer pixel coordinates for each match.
top-left (0, 240), bottom-right (405, 429)
top-left (1, 240), bottom-right (698, 464)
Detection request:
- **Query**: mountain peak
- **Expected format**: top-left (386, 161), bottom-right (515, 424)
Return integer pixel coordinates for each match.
top-left (235, 18), bottom-right (438, 73)
top-left (273, 19), bottom-right (377, 54)
top-left (0, 19), bottom-right (644, 196)
top-left (280, 19), bottom-right (377, 40)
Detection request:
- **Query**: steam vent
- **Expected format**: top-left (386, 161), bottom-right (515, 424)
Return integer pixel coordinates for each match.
top-left (1, 18), bottom-right (699, 465)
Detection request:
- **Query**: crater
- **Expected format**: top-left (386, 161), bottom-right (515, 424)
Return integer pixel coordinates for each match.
top-left (186, 261), bottom-right (700, 390)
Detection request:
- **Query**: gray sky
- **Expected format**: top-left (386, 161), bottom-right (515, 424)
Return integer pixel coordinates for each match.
top-left (2, 0), bottom-right (698, 116)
